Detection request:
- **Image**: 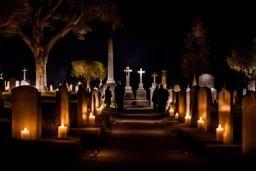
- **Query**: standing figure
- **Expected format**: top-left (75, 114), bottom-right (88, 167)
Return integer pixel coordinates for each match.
top-left (115, 81), bottom-right (124, 112)
top-left (104, 86), bottom-right (112, 108)
top-left (152, 85), bottom-right (160, 112)
top-left (157, 84), bottom-right (169, 113)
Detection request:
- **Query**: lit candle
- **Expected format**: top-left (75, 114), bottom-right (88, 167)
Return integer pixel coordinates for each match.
top-left (58, 123), bottom-right (67, 139)
top-left (89, 113), bottom-right (95, 125)
top-left (185, 114), bottom-right (191, 125)
top-left (197, 117), bottom-right (204, 130)
top-left (175, 112), bottom-right (179, 119)
top-left (169, 108), bottom-right (174, 117)
top-left (96, 108), bottom-right (102, 115)
top-left (21, 127), bottom-right (30, 140)
top-left (216, 124), bottom-right (224, 143)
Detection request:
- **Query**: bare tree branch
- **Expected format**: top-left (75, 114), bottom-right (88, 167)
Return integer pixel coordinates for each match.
top-left (36, 0), bottom-right (45, 17)
top-left (17, 26), bottom-right (35, 54)
top-left (44, 12), bottom-right (84, 62)
top-left (41, 0), bottom-right (62, 23)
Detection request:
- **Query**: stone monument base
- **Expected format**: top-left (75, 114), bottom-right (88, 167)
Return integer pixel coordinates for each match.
top-left (124, 86), bottom-right (134, 100)
top-left (123, 99), bottom-right (149, 106)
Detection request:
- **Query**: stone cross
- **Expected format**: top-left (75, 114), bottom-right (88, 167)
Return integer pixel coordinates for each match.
top-left (137, 68), bottom-right (145, 84)
top-left (0, 73), bottom-right (3, 80)
top-left (151, 72), bottom-right (158, 84)
top-left (124, 66), bottom-right (132, 87)
top-left (161, 69), bottom-right (167, 75)
top-left (23, 68), bottom-right (27, 80)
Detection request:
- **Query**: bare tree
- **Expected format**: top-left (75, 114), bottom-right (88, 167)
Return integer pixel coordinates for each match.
top-left (0, 0), bottom-right (121, 91)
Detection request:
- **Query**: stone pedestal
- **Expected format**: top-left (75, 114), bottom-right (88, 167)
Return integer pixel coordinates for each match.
top-left (124, 86), bottom-right (134, 100)
top-left (135, 84), bottom-right (149, 106)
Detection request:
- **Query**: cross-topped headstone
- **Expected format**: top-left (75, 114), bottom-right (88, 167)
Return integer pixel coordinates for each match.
top-left (161, 69), bottom-right (167, 89)
top-left (124, 66), bottom-right (132, 87)
top-left (137, 68), bottom-right (145, 84)
top-left (0, 73), bottom-right (3, 80)
top-left (23, 68), bottom-right (27, 80)
top-left (161, 69), bottom-right (167, 75)
top-left (151, 72), bottom-right (158, 84)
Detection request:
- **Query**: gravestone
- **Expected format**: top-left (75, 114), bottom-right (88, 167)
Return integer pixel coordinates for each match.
top-left (211, 88), bottom-right (217, 103)
top-left (77, 85), bottom-right (88, 127)
top-left (168, 86), bottom-right (173, 105)
top-left (218, 87), bottom-right (232, 144)
top-left (149, 72), bottom-right (158, 107)
top-left (123, 66), bottom-right (134, 100)
top-left (9, 77), bottom-right (16, 91)
top-left (12, 86), bottom-right (41, 139)
top-left (178, 91), bottom-right (186, 122)
top-left (242, 91), bottom-right (256, 154)
top-left (190, 86), bottom-right (199, 127)
top-left (192, 74), bottom-right (197, 86)
top-left (198, 87), bottom-right (212, 132)
top-left (161, 69), bottom-right (167, 89)
top-left (186, 85), bottom-right (190, 115)
top-left (135, 68), bottom-right (149, 106)
top-left (243, 88), bottom-right (247, 96)
top-left (56, 84), bottom-right (70, 129)
top-left (248, 80), bottom-right (256, 91)
top-left (198, 74), bottom-right (214, 88)
top-left (15, 80), bottom-right (20, 87)
top-left (50, 84), bottom-right (53, 91)
top-left (91, 89), bottom-right (99, 115)
top-left (21, 68), bottom-right (30, 86)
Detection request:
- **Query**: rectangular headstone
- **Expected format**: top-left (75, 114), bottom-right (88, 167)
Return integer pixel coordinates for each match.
top-left (198, 74), bottom-right (214, 88)
top-left (12, 86), bottom-right (41, 139)
top-left (77, 86), bottom-right (88, 127)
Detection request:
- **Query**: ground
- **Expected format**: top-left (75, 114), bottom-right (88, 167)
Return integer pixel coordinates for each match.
top-left (74, 113), bottom-right (205, 170)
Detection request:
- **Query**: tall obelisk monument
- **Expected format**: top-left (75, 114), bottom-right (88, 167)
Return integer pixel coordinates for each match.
top-left (107, 38), bottom-right (115, 84)
top-left (104, 37), bottom-right (116, 105)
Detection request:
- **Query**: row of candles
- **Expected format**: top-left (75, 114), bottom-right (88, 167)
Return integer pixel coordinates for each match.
top-left (20, 112), bottom-right (99, 140)
top-left (169, 108), bottom-right (224, 143)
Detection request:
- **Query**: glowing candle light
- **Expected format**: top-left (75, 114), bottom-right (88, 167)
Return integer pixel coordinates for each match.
top-left (216, 124), bottom-right (224, 143)
top-left (21, 127), bottom-right (30, 140)
top-left (89, 113), bottom-right (95, 125)
top-left (96, 107), bottom-right (102, 115)
top-left (58, 123), bottom-right (67, 139)
top-left (185, 114), bottom-right (191, 125)
top-left (169, 108), bottom-right (174, 117)
top-left (197, 117), bottom-right (204, 130)
top-left (175, 112), bottom-right (179, 119)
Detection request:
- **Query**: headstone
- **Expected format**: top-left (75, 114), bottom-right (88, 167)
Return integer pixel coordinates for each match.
top-left (15, 80), bottom-right (20, 87)
top-left (168, 86), bottom-right (173, 105)
top-left (9, 77), bottom-right (16, 91)
top-left (0, 73), bottom-right (4, 91)
top-left (56, 84), bottom-right (70, 129)
top-left (197, 87), bottom-right (212, 132)
top-left (123, 66), bottom-right (134, 100)
top-left (242, 91), bottom-right (256, 154)
top-left (243, 88), bottom-right (247, 96)
top-left (91, 89), bottom-right (99, 115)
top-left (218, 87), bottom-right (232, 144)
top-left (173, 84), bottom-right (181, 92)
top-left (248, 80), bottom-right (256, 91)
top-left (190, 86), bottom-right (199, 127)
top-left (69, 84), bottom-right (73, 92)
top-left (75, 85), bottom-right (79, 92)
top-left (77, 85), bottom-right (88, 127)
top-left (198, 73), bottom-right (214, 88)
top-left (192, 74), bottom-right (197, 86)
top-left (21, 68), bottom-right (30, 86)
top-left (161, 69), bottom-right (167, 89)
top-left (211, 88), bottom-right (217, 103)
top-left (178, 91), bottom-right (185, 122)
top-left (149, 72), bottom-right (158, 107)
top-left (135, 68), bottom-right (149, 106)
top-left (50, 84), bottom-right (53, 91)
top-left (5, 81), bottom-right (9, 91)
top-left (186, 85), bottom-right (190, 116)
top-left (12, 86), bottom-right (41, 139)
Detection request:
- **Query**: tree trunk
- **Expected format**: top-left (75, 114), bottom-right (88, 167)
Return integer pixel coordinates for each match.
top-left (35, 55), bottom-right (48, 92)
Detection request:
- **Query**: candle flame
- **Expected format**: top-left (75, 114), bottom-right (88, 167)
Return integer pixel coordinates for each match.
top-left (23, 127), bottom-right (28, 132)
top-left (199, 117), bottom-right (202, 121)
top-left (61, 122), bottom-right (64, 127)
top-left (169, 108), bottom-right (174, 112)
top-left (218, 124), bottom-right (222, 128)
top-left (90, 113), bottom-right (93, 117)
top-left (175, 112), bottom-right (179, 116)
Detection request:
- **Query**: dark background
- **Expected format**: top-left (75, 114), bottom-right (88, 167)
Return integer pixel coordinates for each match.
top-left (0, 1), bottom-right (254, 92)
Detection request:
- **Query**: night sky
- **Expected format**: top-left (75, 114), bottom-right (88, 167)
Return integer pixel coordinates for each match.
top-left (0, 1), bottom-right (255, 92)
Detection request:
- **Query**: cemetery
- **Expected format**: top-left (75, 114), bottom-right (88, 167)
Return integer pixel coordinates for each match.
top-left (1, 0), bottom-right (256, 170)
